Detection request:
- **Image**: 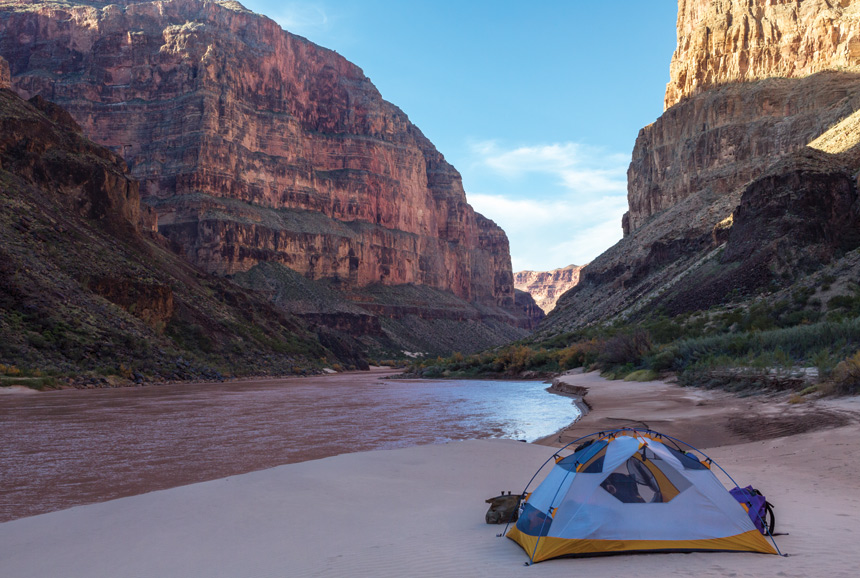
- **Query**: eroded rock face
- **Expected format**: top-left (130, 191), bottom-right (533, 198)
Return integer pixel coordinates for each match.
top-left (514, 265), bottom-right (583, 313)
top-left (655, 149), bottom-right (860, 314)
top-left (626, 72), bottom-right (860, 235)
top-left (666, 0), bottom-right (860, 109)
top-left (90, 277), bottom-right (175, 329)
top-left (0, 55), bottom-right (9, 89)
top-left (540, 0), bottom-right (860, 335)
top-left (626, 0), bottom-right (860, 237)
top-left (0, 0), bottom-right (515, 309)
top-left (0, 87), bottom-right (141, 232)
top-left (0, 83), bottom-right (330, 377)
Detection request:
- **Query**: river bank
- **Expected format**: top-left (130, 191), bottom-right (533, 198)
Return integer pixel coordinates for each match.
top-left (537, 368), bottom-right (859, 449)
top-left (3, 371), bottom-right (860, 576)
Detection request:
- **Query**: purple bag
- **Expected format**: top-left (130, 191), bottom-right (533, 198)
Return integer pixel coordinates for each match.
top-left (731, 485), bottom-right (774, 535)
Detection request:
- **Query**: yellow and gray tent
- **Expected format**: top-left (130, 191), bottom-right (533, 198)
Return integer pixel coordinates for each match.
top-left (507, 429), bottom-right (778, 563)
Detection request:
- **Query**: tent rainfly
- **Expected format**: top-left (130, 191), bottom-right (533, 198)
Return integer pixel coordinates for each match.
top-left (507, 429), bottom-right (779, 563)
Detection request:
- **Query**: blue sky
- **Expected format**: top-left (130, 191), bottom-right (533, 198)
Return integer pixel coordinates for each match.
top-left (241, 1), bottom-right (679, 272)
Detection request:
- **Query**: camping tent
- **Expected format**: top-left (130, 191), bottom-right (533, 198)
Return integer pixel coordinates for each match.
top-left (507, 429), bottom-right (778, 563)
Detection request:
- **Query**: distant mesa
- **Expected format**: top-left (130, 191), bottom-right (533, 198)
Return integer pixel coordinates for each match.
top-left (514, 264), bottom-right (583, 314)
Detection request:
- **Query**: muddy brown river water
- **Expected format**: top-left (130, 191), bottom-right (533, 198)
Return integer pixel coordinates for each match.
top-left (0, 369), bottom-right (580, 522)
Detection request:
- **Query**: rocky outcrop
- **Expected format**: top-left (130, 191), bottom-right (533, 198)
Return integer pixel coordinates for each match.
top-left (89, 277), bottom-right (175, 330)
top-left (0, 89), bottom-right (141, 233)
top-left (0, 55), bottom-right (9, 89)
top-left (666, 0), bottom-right (860, 109)
top-left (514, 264), bottom-right (583, 313)
top-left (514, 289), bottom-right (546, 329)
top-left (0, 0), bottom-right (517, 313)
top-left (626, 72), bottom-right (860, 236)
top-left (658, 149), bottom-right (860, 314)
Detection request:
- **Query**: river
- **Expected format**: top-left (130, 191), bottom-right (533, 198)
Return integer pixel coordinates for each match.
top-left (0, 369), bottom-right (580, 522)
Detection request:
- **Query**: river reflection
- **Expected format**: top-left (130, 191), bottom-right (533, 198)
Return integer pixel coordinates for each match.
top-left (0, 369), bottom-right (579, 521)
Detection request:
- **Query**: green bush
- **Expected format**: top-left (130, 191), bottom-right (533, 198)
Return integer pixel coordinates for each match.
top-left (624, 369), bottom-right (658, 382)
top-left (825, 350), bottom-right (860, 395)
top-left (646, 346), bottom-right (679, 372)
top-left (597, 331), bottom-right (652, 370)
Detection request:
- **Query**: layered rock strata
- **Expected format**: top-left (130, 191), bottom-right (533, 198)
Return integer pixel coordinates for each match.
top-left (626, 72), bottom-right (860, 235)
top-left (541, 0), bottom-right (860, 334)
top-left (666, 0), bottom-right (860, 109)
top-left (627, 0), bottom-right (860, 235)
top-left (514, 264), bottom-right (583, 313)
top-left (0, 81), bottom-right (336, 377)
top-left (0, 0), bottom-right (516, 312)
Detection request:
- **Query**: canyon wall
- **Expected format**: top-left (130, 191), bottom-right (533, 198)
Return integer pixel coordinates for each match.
top-left (514, 264), bottom-right (583, 313)
top-left (625, 71), bottom-right (860, 235)
top-left (542, 0), bottom-right (860, 335)
top-left (0, 0), bottom-right (516, 310)
top-left (1, 76), bottom-right (344, 378)
top-left (666, 0), bottom-right (860, 109)
top-left (626, 0), bottom-right (860, 236)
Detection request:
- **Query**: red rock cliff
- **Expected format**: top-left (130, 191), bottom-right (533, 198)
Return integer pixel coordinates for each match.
top-left (0, 0), bottom-right (515, 308)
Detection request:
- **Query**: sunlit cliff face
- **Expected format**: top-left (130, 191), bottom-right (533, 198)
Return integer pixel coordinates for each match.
top-left (0, 0), bottom-right (516, 307)
top-left (666, 0), bottom-right (860, 110)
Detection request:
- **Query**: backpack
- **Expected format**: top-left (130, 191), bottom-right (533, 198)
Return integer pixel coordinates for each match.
top-left (730, 485), bottom-right (775, 535)
top-left (484, 491), bottom-right (522, 524)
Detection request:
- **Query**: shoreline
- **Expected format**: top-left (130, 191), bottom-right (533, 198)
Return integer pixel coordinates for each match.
top-left (536, 368), bottom-right (860, 450)
top-left (3, 370), bottom-right (860, 576)
top-left (0, 365), bottom-right (404, 393)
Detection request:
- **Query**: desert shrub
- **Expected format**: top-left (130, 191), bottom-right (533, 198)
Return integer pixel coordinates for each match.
top-left (597, 331), bottom-right (652, 370)
top-left (624, 369), bottom-right (658, 382)
top-left (812, 349), bottom-right (838, 379)
top-left (530, 348), bottom-right (554, 370)
top-left (646, 346), bottom-right (680, 372)
top-left (672, 318), bottom-right (860, 371)
top-left (827, 294), bottom-right (860, 313)
top-left (0, 364), bottom-right (21, 376)
top-left (556, 339), bottom-right (601, 370)
top-left (0, 376), bottom-right (57, 389)
top-left (792, 287), bottom-right (815, 306)
top-left (502, 345), bottom-right (535, 373)
top-left (601, 363), bottom-right (636, 380)
top-left (825, 350), bottom-right (860, 395)
top-left (641, 315), bottom-right (685, 343)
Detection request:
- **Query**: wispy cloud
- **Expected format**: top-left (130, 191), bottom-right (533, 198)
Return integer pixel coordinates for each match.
top-left (471, 141), bottom-right (628, 195)
top-left (469, 192), bottom-right (628, 272)
top-left (243, 1), bottom-right (332, 37)
top-left (464, 140), bottom-right (629, 272)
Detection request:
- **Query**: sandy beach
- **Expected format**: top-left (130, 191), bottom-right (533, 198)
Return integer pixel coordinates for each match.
top-left (2, 371), bottom-right (859, 577)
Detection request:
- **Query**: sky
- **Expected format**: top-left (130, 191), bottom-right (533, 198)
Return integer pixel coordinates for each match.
top-left (241, 1), bottom-right (679, 272)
